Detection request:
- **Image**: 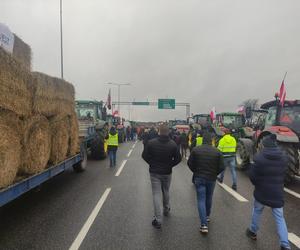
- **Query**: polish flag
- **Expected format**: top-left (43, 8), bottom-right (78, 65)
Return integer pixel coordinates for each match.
top-left (210, 107), bottom-right (216, 121)
top-left (237, 106), bottom-right (245, 113)
top-left (113, 110), bottom-right (119, 116)
top-left (279, 80), bottom-right (286, 107)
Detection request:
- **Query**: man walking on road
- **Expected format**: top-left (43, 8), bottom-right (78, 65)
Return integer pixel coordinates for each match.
top-left (217, 129), bottom-right (237, 190)
top-left (106, 126), bottom-right (119, 167)
top-left (188, 132), bottom-right (224, 234)
top-left (246, 134), bottom-right (291, 250)
top-left (142, 124), bottom-right (181, 229)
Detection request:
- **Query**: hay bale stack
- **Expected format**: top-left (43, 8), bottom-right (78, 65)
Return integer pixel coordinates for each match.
top-left (12, 34), bottom-right (32, 70)
top-left (0, 110), bottom-right (21, 188)
top-left (68, 113), bottom-right (79, 156)
top-left (20, 115), bottom-right (51, 175)
top-left (0, 47), bottom-right (33, 116)
top-left (49, 116), bottom-right (70, 164)
top-left (32, 72), bottom-right (75, 117)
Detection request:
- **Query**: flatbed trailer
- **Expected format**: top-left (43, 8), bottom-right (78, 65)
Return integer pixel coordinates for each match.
top-left (0, 149), bottom-right (86, 207)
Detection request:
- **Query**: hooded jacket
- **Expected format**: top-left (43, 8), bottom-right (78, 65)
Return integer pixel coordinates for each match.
top-left (249, 147), bottom-right (287, 208)
top-left (142, 135), bottom-right (181, 175)
top-left (218, 134), bottom-right (237, 158)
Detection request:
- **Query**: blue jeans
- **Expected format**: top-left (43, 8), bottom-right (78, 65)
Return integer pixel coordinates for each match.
top-left (250, 199), bottom-right (290, 249)
top-left (194, 176), bottom-right (216, 226)
top-left (108, 150), bottom-right (117, 167)
top-left (219, 156), bottom-right (237, 186)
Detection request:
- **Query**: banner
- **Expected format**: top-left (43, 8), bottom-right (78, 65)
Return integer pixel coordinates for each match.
top-left (0, 23), bottom-right (14, 53)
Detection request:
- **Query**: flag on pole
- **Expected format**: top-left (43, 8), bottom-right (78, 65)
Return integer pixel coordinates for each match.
top-left (279, 80), bottom-right (286, 107)
top-left (106, 88), bottom-right (112, 110)
top-left (237, 106), bottom-right (245, 113)
top-left (113, 110), bottom-right (119, 116)
top-left (210, 107), bottom-right (216, 121)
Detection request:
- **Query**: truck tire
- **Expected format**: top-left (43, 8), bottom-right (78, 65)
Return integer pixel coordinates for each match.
top-left (90, 135), bottom-right (106, 160)
top-left (236, 142), bottom-right (248, 169)
top-left (278, 143), bottom-right (299, 184)
top-left (73, 145), bottom-right (87, 172)
top-left (236, 139), bottom-right (253, 170)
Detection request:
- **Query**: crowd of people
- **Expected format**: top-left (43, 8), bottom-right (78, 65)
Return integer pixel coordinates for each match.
top-left (140, 124), bottom-right (291, 250)
top-left (105, 122), bottom-right (291, 249)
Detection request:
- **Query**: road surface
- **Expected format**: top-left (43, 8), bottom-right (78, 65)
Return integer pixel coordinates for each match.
top-left (0, 141), bottom-right (300, 250)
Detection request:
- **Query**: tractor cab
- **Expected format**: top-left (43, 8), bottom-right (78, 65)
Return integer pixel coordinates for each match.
top-left (262, 100), bottom-right (300, 137)
top-left (193, 114), bottom-right (212, 127)
top-left (215, 113), bottom-right (245, 139)
top-left (75, 100), bottom-right (107, 137)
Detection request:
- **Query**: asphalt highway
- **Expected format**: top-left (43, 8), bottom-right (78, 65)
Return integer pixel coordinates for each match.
top-left (0, 141), bottom-right (299, 250)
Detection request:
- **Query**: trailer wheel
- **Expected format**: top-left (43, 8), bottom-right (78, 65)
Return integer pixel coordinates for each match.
top-left (236, 142), bottom-right (248, 169)
top-left (278, 143), bottom-right (299, 184)
top-left (73, 146), bottom-right (87, 172)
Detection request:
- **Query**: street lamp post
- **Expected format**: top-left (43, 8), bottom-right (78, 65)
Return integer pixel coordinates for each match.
top-left (60, 0), bottom-right (64, 79)
top-left (106, 83), bottom-right (131, 116)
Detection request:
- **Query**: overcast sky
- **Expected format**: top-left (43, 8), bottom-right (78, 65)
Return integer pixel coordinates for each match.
top-left (1, 0), bottom-right (300, 121)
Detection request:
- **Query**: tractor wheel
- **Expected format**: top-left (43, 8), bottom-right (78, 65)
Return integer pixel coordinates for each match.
top-left (73, 145), bottom-right (87, 172)
top-left (278, 143), bottom-right (299, 184)
top-left (90, 135), bottom-right (106, 160)
top-left (236, 142), bottom-right (249, 170)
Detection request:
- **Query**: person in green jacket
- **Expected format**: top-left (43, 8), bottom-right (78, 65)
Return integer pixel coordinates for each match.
top-left (217, 129), bottom-right (237, 190)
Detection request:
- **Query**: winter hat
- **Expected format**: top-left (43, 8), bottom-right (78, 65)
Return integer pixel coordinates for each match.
top-left (262, 134), bottom-right (277, 148)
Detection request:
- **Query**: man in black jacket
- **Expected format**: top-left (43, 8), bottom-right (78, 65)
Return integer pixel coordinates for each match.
top-left (246, 134), bottom-right (290, 250)
top-left (188, 132), bottom-right (224, 234)
top-left (142, 124), bottom-right (181, 229)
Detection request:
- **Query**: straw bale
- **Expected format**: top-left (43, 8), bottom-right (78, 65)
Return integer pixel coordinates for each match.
top-left (49, 115), bottom-right (70, 164)
top-left (68, 113), bottom-right (79, 156)
top-left (20, 115), bottom-right (51, 175)
top-left (0, 111), bottom-right (21, 188)
top-left (12, 34), bottom-right (31, 70)
top-left (0, 47), bottom-right (33, 116)
top-left (32, 72), bottom-right (75, 117)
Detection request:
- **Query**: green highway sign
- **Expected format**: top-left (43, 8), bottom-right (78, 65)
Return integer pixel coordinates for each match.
top-left (158, 99), bottom-right (176, 109)
top-left (132, 101), bottom-right (150, 105)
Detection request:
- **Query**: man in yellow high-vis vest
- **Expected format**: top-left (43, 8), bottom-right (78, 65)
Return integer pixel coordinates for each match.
top-left (217, 129), bottom-right (237, 190)
top-left (106, 126), bottom-right (119, 167)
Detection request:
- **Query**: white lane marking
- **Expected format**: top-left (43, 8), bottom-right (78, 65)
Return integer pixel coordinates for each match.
top-left (115, 160), bottom-right (127, 176)
top-left (288, 233), bottom-right (300, 248)
top-left (217, 182), bottom-right (248, 202)
top-left (131, 144), bottom-right (136, 149)
top-left (284, 188), bottom-right (300, 199)
top-left (185, 156), bottom-right (188, 160)
top-left (127, 149), bottom-right (133, 157)
top-left (295, 175), bottom-right (300, 181)
top-left (69, 188), bottom-right (111, 250)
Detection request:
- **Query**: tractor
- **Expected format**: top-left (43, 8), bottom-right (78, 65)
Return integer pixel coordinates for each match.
top-left (215, 112), bottom-right (246, 140)
top-left (193, 114), bottom-right (212, 127)
top-left (236, 97), bottom-right (300, 183)
top-left (75, 100), bottom-right (108, 160)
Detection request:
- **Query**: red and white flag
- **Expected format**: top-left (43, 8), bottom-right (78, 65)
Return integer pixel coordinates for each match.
top-left (113, 110), bottom-right (119, 116)
top-left (210, 107), bottom-right (216, 121)
top-left (279, 80), bottom-right (286, 107)
top-left (237, 106), bottom-right (245, 113)
top-left (106, 88), bottom-right (112, 110)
